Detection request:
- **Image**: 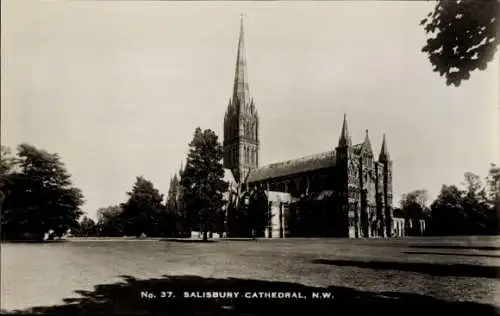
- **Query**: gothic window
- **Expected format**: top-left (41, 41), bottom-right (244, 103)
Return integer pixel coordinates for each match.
top-left (278, 182), bottom-right (285, 192)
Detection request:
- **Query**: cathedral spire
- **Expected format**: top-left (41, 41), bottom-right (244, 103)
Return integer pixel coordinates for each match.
top-left (338, 113), bottom-right (352, 147)
top-left (379, 134), bottom-right (390, 162)
top-left (232, 14), bottom-right (250, 107)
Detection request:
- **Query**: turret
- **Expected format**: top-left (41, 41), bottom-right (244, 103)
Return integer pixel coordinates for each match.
top-left (338, 114), bottom-right (352, 148)
top-left (361, 129), bottom-right (373, 157)
top-left (378, 134), bottom-right (393, 236)
top-left (379, 134), bottom-right (390, 162)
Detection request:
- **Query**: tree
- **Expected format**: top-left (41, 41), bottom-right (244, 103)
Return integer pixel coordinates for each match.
top-left (120, 176), bottom-right (165, 238)
top-left (226, 186), bottom-right (249, 237)
top-left (428, 170), bottom-right (497, 236)
top-left (180, 128), bottom-right (228, 241)
top-left (429, 184), bottom-right (466, 235)
top-left (247, 187), bottom-right (271, 238)
top-left (400, 189), bottom-right (431, 228)
top-left (72, 216), bottom-right (97, 237)
top-left (421, 0), bottom-right (499, 86)
top-left (485, 163), bottom-right (500, 206)
top-left (165, 173), bottom-right (184, 237)
top-left (461, 171), bottom-right (498, 235)
top-left (1, 144), bottom-right (84, 240)
top-left (0, 146), bottom-right (18, 212)
top-left (485, 164), bottom-right (500, 234)
top-left (96, 205), bottom-right (124, 237)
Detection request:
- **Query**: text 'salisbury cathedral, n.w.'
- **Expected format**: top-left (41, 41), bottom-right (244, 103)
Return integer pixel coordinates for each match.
top-left (219, 18), bottom-right (406, 239)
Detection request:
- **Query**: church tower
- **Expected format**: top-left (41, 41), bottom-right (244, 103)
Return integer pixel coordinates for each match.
top-left (223, 16), bottom-right (259, 183)
top-left (335, 114), bottom-right (355, 237)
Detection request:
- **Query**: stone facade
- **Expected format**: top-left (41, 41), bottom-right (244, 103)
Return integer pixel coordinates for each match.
top-left (264, 192), bottom-right (292, 238)
top-left (222, 18), bottom-right (401, 238)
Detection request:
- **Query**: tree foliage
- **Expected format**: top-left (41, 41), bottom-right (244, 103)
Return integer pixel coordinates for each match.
top-left (72, 216), bottom-right (98, 237)
top-left (427, 169), bottom-right (498, 236)
top-left (225, 186), bottom-right (272, 238)
top-left (120, 176), bottom-right (165, 238)
top-left (247, 187), bottom-right (271, 237)
top-left (421, 0), bottom-right (499, 86)
top-left (180, 128), bottom-right (228, 240)
top-left (485, 163), bottom-right (500, 207)
top-left (0, 146), bottom-right (18, 210)
top-left (96, 205), bottom-right (124, 237)
top-left (165, 172), bottom-right (187, 237)
top-left (399, 189), bottom-right (431, 221)
top-left (1, 144), bottom-right (84, 240)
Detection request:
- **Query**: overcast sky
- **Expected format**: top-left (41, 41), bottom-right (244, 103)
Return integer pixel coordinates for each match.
top-left (2, 1), bottom-right (498, 220)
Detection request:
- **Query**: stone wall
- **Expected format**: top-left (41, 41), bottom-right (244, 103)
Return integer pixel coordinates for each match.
top-left (264, 191), bottom-right (292, 238)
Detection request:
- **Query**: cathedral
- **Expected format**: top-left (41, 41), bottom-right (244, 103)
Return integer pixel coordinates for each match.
top-left (221, 18), bottom-right (403, 239)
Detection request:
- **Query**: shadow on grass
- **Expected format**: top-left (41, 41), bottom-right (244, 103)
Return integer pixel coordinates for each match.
top-left (312, 259), bottom-right (500, 279)
top-left (3, 275), bottom-right (498, 316)
top-left (409, 245), bottom-right (500, 251)
top-left (403, 251), bottom-right (500, 259)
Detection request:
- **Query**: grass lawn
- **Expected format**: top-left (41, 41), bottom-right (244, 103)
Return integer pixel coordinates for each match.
top-left (2, 236), bottom-right (499, 315)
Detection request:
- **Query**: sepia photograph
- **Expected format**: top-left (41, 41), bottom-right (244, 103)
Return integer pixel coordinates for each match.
top-left (1, 0), bottom-right (499, 315)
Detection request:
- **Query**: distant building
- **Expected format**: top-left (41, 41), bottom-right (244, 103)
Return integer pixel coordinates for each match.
top-left (219, 17), bottom-right (401, 239)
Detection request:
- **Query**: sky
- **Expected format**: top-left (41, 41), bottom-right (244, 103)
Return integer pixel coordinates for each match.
top-left (2, 1), bottom-right (499, 220)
